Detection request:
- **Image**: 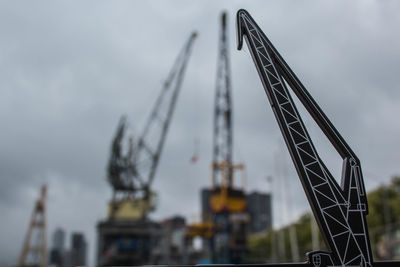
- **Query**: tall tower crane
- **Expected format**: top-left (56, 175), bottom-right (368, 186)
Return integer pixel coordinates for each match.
top-left (236, 9), bottom-right (399, 267)
top-left (209, 12), bottom-right (247, 264)
top-left (210, 12), bottom-right (246, 213)
top-left (107, 32), bottom-right (197, 220)
top-left (212, 11), bottom-right (234, 187)
top-left (18, 185), bottom-right (47, 267)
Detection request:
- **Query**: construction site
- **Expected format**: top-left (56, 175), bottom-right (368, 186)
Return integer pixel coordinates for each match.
top-left (3, 2), bottom-right (400, 267)
top-left (94, 13), bottom-right (273, 266)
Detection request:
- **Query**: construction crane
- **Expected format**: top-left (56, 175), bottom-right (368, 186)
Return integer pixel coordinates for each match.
top-left (212, 11), bottom-right (233, 187)
top-left (107, 32), bottom-right (197, 220)
top-left (210, 12), bottom-right (246, 213)
top-left (236, 9), bottom-right (399, 267)
top-left (183, 13), bottom-right (248, 265)
top-left (209, 12), bottom-right (248, 264)
top-left (18, 185), bottom-right (47, 267)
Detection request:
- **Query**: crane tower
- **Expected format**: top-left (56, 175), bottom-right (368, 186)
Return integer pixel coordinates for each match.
top-left (18, 185), bottom-right (47, 267)
top-left (209, 12), bottom-right (248, 264)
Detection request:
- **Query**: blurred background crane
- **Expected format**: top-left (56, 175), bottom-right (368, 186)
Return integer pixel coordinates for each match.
top-left (17, 185), bottom-right (47, 267)
top-left (97, 31), bottom-right (197, 266)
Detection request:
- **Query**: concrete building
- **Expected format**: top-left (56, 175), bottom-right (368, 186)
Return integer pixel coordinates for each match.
top-left (247, 192), bottom-right (272, 233)
top-left (53, 228), bottom-right (65, 251)
top-left (49, 228), bottom-right (66, 267)
top-left (49, 228), bottom-right (87, 267)
top-left (201, 188), bottom-right (212, 222)
top-left (71, 232), bottom-right (87, 267)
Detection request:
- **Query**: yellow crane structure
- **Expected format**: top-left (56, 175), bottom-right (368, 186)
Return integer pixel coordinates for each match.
top-left (17, 185), bottom-right (47, 267)
top-left (210, 161), bottom-right (246, 213)
top-left (185, 12), bottom-right (249, 264)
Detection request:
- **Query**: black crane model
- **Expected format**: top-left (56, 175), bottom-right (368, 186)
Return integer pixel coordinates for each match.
top-left (107, 32), bottom-right (197, 220)
top-left (235, 9), bottom-right (399, 267)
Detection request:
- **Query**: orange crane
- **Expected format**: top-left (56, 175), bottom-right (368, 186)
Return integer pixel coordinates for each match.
top-left (17, 185), bottom-right (47, 267)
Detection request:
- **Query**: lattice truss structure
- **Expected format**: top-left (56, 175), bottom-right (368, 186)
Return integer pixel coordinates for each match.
top-left (18, 185), bottom-right (47, 267)
top-left (107, 32), bottom-right (197, 200)
top-left (213, 12), bottom-right (233, 185)
top-left (237, 9), bottom-right (373, 267)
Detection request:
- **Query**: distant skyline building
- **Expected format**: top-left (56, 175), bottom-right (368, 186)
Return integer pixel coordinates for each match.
top-left (52, 227), bottom-right (65, 251)
top-left (247, 191), bottom-right (272, 233)
top-left (49, 228), bottom-right (87, 267)
top-left (49, 227), bottom-right (66, 267)
top-left (71, 232), bottom-right (87, 267)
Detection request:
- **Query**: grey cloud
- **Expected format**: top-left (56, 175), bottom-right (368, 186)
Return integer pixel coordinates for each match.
top-left (1, 1), bottom-right (400, 266)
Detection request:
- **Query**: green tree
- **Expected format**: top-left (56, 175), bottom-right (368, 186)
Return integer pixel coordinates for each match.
top-left (248, 176), bottom-right (400, 262)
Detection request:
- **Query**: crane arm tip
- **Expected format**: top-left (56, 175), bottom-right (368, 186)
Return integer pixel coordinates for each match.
top-left (236, 9), bottom-right (249, 50)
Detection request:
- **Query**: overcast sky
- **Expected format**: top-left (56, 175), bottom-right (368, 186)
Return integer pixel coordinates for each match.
top-left (1, 1), bottom-right (400, 266)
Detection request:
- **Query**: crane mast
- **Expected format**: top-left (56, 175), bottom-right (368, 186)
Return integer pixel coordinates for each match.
top-left (107, 32), bottom-right (197, 219)
top-left (208, 12), bottom-right (248, 264)
top-left (213, 12), bottom-right (233, 187)
top-left (18, 185), bottom-right (47, 267)
top-left (237, 9), bottom-right (372, 267)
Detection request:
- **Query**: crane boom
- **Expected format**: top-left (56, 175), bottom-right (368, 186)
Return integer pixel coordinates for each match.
top-left (237, 9), bottom-right (372, 267)
top-left (136, 32), bottom-right (197, 189)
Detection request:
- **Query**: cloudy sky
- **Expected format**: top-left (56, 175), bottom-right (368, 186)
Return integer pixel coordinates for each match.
top-left (1, 0), bottom-right (400, 265)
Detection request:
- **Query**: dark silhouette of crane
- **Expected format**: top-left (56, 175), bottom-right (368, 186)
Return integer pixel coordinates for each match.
top-left (236, 9), bottom-right (399, 267)
top-left (212, 11), bottom-right (233, 187)
top-left (209, 12), bottom-right (248, 264)
top-left (107, 32), bottom-right (197, 219)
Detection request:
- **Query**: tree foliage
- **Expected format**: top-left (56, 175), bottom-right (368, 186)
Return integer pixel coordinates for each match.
top-left (248, 176), bottom-right (400, 262)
